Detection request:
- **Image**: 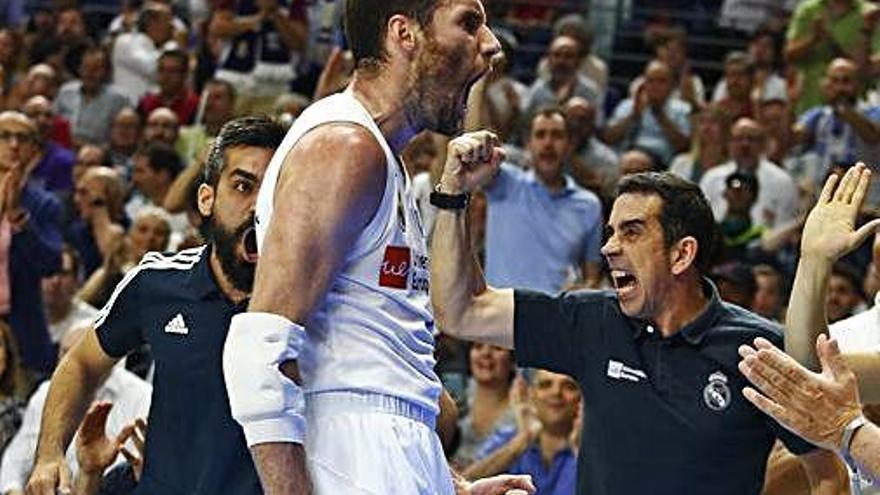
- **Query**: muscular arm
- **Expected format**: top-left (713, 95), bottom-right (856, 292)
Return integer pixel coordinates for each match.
top-left (28, 330), bottom-right (118, 495)
top-left (245, 124), bottom-right (386, 494)
top-left (431, 134), bottom-right (513, 348)
top-left (849, 421), bottom-right (880, 479)
top-left (430, 190), bottom-right (514, 348)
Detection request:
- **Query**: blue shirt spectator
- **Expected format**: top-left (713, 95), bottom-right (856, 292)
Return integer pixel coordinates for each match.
top-left (485, 164), bottom-right (603, 293)
top-left (608, 96), bottom-right (691, 165)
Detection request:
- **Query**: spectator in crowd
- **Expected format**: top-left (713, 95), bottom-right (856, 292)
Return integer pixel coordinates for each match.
top-left (452, 343), bottom-right (516, 469)
top-left (72, 145), bottom-right (112, 188)
top-left (619, 148), bottom-right (657, 176)
top-left (752, 264), bottom-right (785, 321)
top-left (5, 63), bottom-right (60, 114)
top-left (537, 14), bottom-right (609, 95)
top-left (715, 51), bottom-right (757, 121)
top-left (523, 34), bottom-right (603, 128)
top-left (669, 105), bottom-right (731, 183)
top-left (55, 46), bottom-right (130, 147)
top-left (605, 60), bottom-right (691, 166)
top-left (485, 108), bottom-right (603, 293)
top-left (0, 321), bottom-right (26, 453)
top-left (826, 262), bottom-right (867, 323)
top-left (211, 0), bottom-right (307, 113)
top-left (142, 106), bottom-right (179, 148)
top-left (108, 107), bottom-right (141, 174)
top-left (0, 324), bottom-right (151, 495)
top-left (465, 370), bottom-right (580, 495)
top-left (711, 261), bottom-right (758, 309)
top-left (137, 49), bottom-right (199, 126)
top-left (717, 170), bottom-right (765, 262)
top-left (563, 96), bottom-right (618, 200)
top-left (700, 117), bottom-right (800, 228)
top-left (793, 58), bottom-right (880, 204)
top-left (785, 0), bottom-right (880, 114)
top-left (0, 111), bottom-right (61, 377)
top-left (50, 6), bottom-right (93, 82)
top-left (178, 78), bottom-right (238, 167)
top-left (713, 27), bottom-right (787, 104)
top-left (631, 27), bottom-right (705, 111)
top-left (41, 245), bottom-right (97, 344)
top-left (112, 2), bottom-right (176, 104)
top-left (76, 206), bottom-right (172, 310)
top-left (756, 97), bottom-right (823, 194)
top-left (126, 143), bottom-right (182, 222)
top-left (22, 96), bottom-right (75, 194)
top-left (68, 166), bottom-right (127, 277)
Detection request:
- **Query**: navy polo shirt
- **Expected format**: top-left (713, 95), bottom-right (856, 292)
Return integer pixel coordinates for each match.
top-left (94, 245), bottom-right (261, 495)
top-left (513, 280), bottom-right (815, 495)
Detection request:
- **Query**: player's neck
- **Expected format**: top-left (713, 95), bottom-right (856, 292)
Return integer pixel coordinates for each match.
top-left (652, 275), bottom-right (709, 337)
top-left (208, 248), bottom-right (249, 305)
top-left (350, 72), bottom-right (420, 155)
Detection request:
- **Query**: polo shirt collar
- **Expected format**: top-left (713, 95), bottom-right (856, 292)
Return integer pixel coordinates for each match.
top-left (630, 278), bottom-right (723, 344)
top-left (186, 244), bottom-right (224, 300)
top-left (525, 168), bottom-right (577, 197)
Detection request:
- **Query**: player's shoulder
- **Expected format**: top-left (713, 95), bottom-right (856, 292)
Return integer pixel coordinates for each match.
top-left (296, 121), bottom-right (384, 164)
top-left (126, 246), bottom-right (206, 288)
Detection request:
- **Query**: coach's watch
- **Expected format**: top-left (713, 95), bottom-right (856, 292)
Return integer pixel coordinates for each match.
top-left (430, 184), bottom-right (470, 210)
top-left (840, 414), bottom-right (869, 459)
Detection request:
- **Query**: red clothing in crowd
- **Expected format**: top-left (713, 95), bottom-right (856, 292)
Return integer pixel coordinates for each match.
top-left (137, 88), bottom-right (201, 125)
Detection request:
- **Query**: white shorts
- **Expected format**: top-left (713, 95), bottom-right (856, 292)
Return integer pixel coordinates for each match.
top-left (305, 391), bottom-right (454, 495)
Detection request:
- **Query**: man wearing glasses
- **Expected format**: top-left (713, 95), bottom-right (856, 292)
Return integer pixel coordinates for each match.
top-left (0, 111), bottom-right (63, 378)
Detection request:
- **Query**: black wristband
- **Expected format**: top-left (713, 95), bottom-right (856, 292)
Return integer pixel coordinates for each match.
top-left (430, 190), bottom-right (470, 210)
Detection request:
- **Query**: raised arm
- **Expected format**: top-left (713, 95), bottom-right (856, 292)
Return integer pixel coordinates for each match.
top-left (785, 163), bottom-right (880, 370)
top-left (26, 330), bottom-right (119, 495)
top-left (224, 124), bottom-right (386, 495)
top-left (431, 131), bottom-right (514, 349)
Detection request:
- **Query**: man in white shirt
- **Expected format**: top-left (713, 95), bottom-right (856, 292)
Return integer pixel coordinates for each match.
top-left (112, 3), bottom-right (176, 104)
top-left (700, 117), bottom-right (800, 228)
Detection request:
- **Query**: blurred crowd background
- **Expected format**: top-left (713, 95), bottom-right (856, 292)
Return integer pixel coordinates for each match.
top-left (0, 0), bottom-right (878, 493)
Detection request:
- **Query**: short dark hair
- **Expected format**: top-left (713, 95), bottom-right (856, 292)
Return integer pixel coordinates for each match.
top-left (345, 0), bottom-right (439, 69)
top-left (136, 142), bottom-right (184, 179)
top-left (617, 172), bottom-right (719, 274)
top-left (529, 105), bottom-right (568, 136)
top-left (205, 78), bottom-right (237, 101)
top-left (203, 115), bottom-right (285, 188)
top-left (159, 48), bottom-right (188, 69)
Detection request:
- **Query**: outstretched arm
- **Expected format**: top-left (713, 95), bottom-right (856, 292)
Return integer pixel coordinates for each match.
top-left (784, 163), bottom-right (880, 370)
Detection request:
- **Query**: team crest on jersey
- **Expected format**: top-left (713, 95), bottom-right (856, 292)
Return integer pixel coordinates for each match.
top-left (380, 246), bottom-right (411, 289)
top-left (703, 371), bottom-right (731, 412)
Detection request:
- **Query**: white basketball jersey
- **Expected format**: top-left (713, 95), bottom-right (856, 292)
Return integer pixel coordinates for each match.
top-left (255, 90), bottom-right (441, 415)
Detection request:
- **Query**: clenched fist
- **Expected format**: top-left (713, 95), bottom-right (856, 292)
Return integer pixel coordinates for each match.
top-left (439, 130), bottom-right (505, 194)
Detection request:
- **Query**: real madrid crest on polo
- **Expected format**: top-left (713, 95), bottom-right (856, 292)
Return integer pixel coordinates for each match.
top-left (703, 371), bottom-right (731, 411)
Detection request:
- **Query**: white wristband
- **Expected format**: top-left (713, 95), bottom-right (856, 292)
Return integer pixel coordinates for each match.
top-left (223, 312), bottom-right (307, 447)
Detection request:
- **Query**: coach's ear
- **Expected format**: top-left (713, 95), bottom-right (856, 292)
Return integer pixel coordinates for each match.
top-left (670, 236), bottom-right (698, 276)
top-left (197, 183), bottom-right (216, 217)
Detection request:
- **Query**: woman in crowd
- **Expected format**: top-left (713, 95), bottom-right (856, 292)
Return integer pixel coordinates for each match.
top-left (453, 343), bottom-right (518, 469)
top-left (669, 105), bottom-right (731, 183)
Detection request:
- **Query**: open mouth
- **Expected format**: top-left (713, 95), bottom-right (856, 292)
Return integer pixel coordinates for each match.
top-left (610, 269), bottom-right (638, 298)
top-left (240, 226), bottom-right (259, 264)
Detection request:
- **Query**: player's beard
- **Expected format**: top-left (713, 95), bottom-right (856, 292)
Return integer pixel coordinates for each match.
top-left (203, 214), bottom-right (256, 293)
top-left (410, 33), bottom-right (472, 136)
